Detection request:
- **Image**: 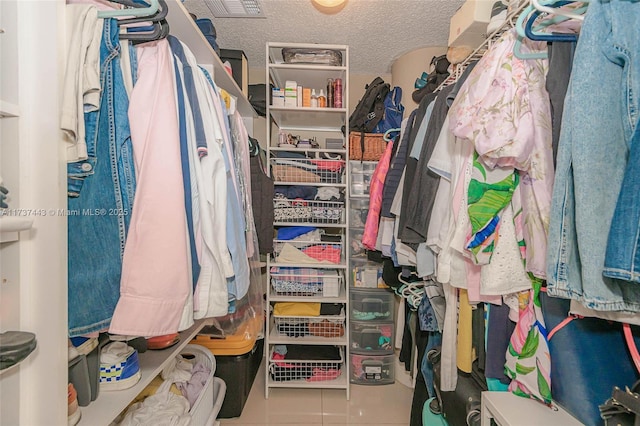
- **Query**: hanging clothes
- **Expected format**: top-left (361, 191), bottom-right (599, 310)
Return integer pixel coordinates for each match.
top-left (68, 18), bottom-right (136, 337)
top-left (109, 38), bottom-right (190, 337)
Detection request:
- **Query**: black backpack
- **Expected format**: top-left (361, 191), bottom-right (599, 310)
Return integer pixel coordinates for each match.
top-left (349, 77), bottom-right (390, 133)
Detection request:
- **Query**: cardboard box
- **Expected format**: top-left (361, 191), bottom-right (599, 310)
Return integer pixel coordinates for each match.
top-left (219, 49), bottom-right (248, 97)
top-left (448, 0), bottom-right (493, 48)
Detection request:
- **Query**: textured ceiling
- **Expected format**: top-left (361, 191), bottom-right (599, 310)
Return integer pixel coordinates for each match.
top-left (183, 0), bottom-right (465, 74)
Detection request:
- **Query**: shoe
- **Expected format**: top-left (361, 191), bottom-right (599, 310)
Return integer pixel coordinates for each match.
top-left (69, 337), bottom-right (98, 355)
top-left (487, 1), bottom-right (508, 35)
top-left (147, 333), bottom-right (180, 350)
top-left (68, 383), bottom-right (81, 426)
top-left (0, 331), bottom-right (37, 371)
top-left (108, 335), bottom-right (148, 354)
top-left (99, 342), bottom-right (141, 391)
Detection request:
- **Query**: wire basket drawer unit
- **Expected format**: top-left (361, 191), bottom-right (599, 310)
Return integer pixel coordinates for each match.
top-left (270, 267), bottom-right (342, 297)
top-left (268, 345), bottom-right (344, 382)
top-left (271, 158), bottom-right (345, 184)
top-left (273, 308), bottom-right (346, 339)
top-left (273, 197), bottom-right (345, 225)
top-left (272, 237), bottom-right (344, 265)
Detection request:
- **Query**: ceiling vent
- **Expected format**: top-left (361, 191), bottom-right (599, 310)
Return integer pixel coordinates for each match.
top-left (202, 0), bottom-right (265, 18)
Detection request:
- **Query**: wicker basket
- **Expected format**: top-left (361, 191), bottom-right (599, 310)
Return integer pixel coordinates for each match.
top-left (349, 132), bottom-right (386, 161)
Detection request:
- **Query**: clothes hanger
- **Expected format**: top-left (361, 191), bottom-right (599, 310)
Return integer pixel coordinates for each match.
top-left (514, 1), bottom-right (586, 59)
top-left (524, 10), bottom-right (579, 42)
top-left (120, 0), bottom-right (169, 42)
top-left (383, 127), bottom-right (401, 143)
top-left (119, 0), bottom-right (168, 24)
top-left (532, 0), bottom-right (586, 21)
top-left (513, 4), bottom-right (549, 60)
top-left (97, 0), bottom-right (159, 19)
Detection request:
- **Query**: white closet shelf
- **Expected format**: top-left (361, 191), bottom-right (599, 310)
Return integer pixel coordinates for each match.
top-left (268, 327), bottom-right (348, 346)
top-left (269, 64), bottom-right (347, 92)
top-left (0, 216), bottom-right (34, 243)
top-left (266, 373), bottom-right (348, 389)
top-left (165, 0), bottom-right (256, 118)
top-left (79, 319), bottom-right (210, 426)
top-left (0, 100), bottom-right (20, 118)
top-left (269, 107), bottom-right (347, 132)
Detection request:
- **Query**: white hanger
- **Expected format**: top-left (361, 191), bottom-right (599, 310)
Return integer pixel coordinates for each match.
top-left (531, 0), bottom-right (585, 21)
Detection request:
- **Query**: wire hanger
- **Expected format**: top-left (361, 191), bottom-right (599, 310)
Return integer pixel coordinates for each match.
top-left (97, 0), bottom-right (160, 19)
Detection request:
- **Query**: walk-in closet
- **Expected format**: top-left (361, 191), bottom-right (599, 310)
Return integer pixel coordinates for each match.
top-left (1, 1), bottom-right (639, 425)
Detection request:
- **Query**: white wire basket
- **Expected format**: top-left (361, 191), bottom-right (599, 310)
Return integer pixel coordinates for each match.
top-left (273, 198), bottom-right (345, 225)
top-left (272, 238), bottom-right (344, 265)
top-left (273, 309), bottom-right (346, 338)
top-left (271, 158), bottom-right (345, 184)
top-left (270, 267), bottom-right (342, 297)
top-left (268, 346), bottom-right (344, 382)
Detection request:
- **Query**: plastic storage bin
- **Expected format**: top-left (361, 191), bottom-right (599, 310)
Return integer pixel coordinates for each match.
top-left (350, 289), bottom-right (394, 320)
top-left (350, 260), bottom-right (387, 289)
top-left (349, 198), bottom-right (369, 228)
top-left (350, 320), bottom-right (394, 354)
top-left (180, 344), bottom-right (216, 426)
top-left (350, 160), bottom-right (376, 196)
top-left (350, 353), bottom-right (395, 385)
top-left (213, 339), bottom-right (263, 418)
top-left (349, 229), bottom-right (367, 259)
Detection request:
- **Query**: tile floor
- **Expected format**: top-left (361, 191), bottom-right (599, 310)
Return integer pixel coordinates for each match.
top-left (219, 358), bottom-right (414, 426)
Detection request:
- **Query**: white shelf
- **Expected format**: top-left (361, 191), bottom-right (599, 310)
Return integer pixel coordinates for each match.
top-left (0, 100), bottom-right (20, 118)
top-left (269, 64), bottom-right (347, 92)
top-left (481, 392), bottom-right (583, 426)
top-left (166, 0), bottom-right (255, 117)
top-left (79, 320), bottom-right (209, 426)
top-left (267, 372), bottom-right (348, 389)
top-left (0, 216), bottom-right (34, 243)
top-left (269, 286), bottom-right (348, 303)
top-left (268, 326), bottom-right (348, 346)
top-left (269, 107), bottom-right (347, 131)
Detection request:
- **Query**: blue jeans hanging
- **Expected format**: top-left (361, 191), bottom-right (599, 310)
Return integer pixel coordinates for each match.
top-left (68, 18), bottom-right (136, 337)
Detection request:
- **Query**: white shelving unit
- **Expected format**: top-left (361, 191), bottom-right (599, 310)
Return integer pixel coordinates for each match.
top-left (265, 42), bottom-right (350, 399)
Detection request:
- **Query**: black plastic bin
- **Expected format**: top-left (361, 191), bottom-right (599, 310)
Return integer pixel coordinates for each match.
top-left (214, 338), bottom-right (263, 418)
